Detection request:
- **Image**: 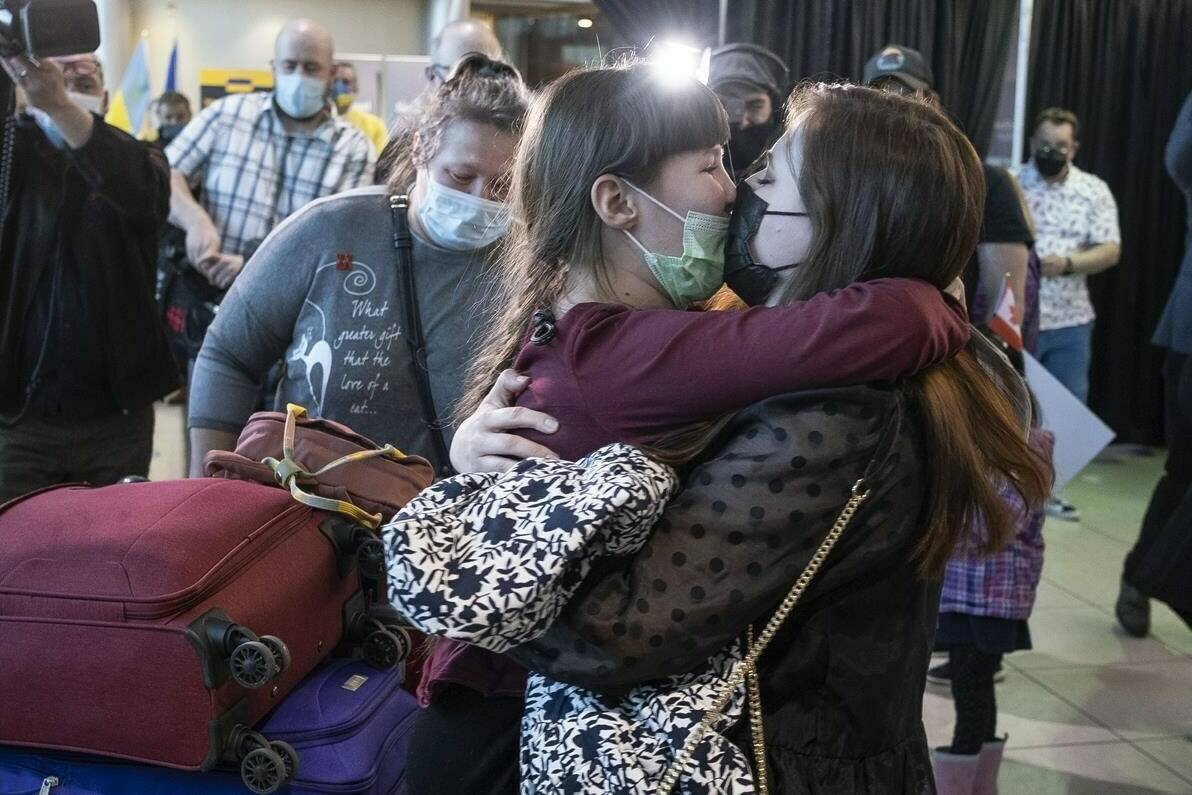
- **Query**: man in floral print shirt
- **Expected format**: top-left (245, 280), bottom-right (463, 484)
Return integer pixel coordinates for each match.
top-left (1012, 106), bottom-right (1121, 521)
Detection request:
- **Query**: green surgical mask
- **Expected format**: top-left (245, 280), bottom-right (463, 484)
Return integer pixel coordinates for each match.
top-left (623, 180), bottom-right (729, 309)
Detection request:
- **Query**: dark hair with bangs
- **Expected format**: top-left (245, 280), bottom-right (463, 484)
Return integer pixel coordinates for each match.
top-left (457, 59), bottom-right (728, 419)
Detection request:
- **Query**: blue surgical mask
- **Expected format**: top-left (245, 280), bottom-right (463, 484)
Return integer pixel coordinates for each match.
top-left (417, 176), bottom-right (511, 251)
top-left (274, 72), bottom-right (328, 120)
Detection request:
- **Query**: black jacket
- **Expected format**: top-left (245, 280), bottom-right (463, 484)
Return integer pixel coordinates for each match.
top-left (0, 115), bottom-right (177, 418)
top-left (512, 386), bottom-right (938, 794)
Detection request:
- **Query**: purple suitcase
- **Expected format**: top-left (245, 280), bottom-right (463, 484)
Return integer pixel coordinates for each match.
top-left (262, 657), bottom-right (416, 794)
top-left (0, 657), bottom-right (417, 794)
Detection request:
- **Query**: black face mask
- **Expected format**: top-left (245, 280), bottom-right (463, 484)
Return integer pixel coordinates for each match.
top-left (727, 119), bottom-right (777, 179)
top-left (724, 180), bottom-right (806, 306)
top-left (158, 123), bottom-right (186, 145)
top-left (1034, 144), bottom-right (1069, 178)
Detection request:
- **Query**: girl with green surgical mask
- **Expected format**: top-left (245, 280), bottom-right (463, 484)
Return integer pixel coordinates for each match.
top-left (422, 59), bottom-right (972, 795)
top-left (459, 58), bottom-right (969, 449)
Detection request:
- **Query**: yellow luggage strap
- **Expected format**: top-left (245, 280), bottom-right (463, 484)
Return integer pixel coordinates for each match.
top-left (261, 404), bottom-right (406, 530)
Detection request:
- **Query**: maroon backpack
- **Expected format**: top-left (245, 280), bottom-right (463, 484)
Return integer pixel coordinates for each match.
top-left (205, 404), bottom-right (434, 528)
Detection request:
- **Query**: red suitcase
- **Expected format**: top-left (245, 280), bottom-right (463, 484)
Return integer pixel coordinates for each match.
top-left (0, 478), bottom-right (407, 792)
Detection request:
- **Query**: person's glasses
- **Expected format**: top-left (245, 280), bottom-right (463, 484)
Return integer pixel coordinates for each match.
top-left (424, 63), bottom-right (450, 84)
top-left (55, 58), bottom-right (101, 78)
top-left (425, 57), bottom-right (517, 87)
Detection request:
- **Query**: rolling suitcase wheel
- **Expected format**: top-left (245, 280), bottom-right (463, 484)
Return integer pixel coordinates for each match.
top-left (259, 635), bottom-right (292, 676)
top-left (355, 537), bottom-right (386, 580)
top-left (228, 727), bottom-right (298, 794)
top-left (229, 640), bottom-right (279, 689)
top-left (363, 627), bottom-right (402, 669)
top-left (270, 740), bottom-right (300, 782)
top-left (361, 617), bottom-right (410, 670)
top-left (240, 745), bottom-right (287, 794)
top-left (346, 610), bottom-right (411, 669)
top-left (388, 623), bottom-right (412, 660)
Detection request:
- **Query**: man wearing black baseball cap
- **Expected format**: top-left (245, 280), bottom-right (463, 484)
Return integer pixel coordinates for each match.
top-left (709, 43), bottom-right (789, 180)
top-left (863, 43), bottom-right (936, 95)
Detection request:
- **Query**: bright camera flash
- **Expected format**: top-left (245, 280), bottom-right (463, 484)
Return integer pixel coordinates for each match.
top-left (650, 39), bottom-right (702, 85)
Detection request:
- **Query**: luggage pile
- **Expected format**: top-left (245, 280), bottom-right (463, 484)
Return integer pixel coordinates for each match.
top-left (0, 407), bottom-right (433, 794)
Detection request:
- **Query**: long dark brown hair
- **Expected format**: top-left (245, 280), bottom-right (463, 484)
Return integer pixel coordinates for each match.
top-left (456, 59), bottom-right (729, 421)
top-left (777, 83), bottom-right (1051, 577)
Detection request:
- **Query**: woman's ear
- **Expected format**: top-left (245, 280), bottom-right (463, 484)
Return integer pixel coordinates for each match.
top-left (590, 174), bottom-right (638, 230)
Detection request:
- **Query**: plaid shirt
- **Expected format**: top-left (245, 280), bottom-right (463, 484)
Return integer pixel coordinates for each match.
top-left (940, 430), bottom-right (1054, 620)
top-left (165, 91), bottom-right (375, 257)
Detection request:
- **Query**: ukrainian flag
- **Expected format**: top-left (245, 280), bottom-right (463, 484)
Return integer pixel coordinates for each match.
top-left (106, 38), bottom-right (152, 136)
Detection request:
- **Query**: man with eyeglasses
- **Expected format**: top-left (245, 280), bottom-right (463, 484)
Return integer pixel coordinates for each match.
top-left (709, 43), bottom-right (789, 180)
top-left (0, 52), bottom-right (178, 501)
top-left (377, 18), bottom-right (503, 183)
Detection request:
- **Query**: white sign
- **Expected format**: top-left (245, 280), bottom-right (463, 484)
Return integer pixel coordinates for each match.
top-left (1024, 353), bottom-right (1115, 492)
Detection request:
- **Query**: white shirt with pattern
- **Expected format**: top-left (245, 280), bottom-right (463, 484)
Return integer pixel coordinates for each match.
top-left (165, 92), bottom-right (375, 258)
top-left (1011, 161), bottom-right (1120, 330)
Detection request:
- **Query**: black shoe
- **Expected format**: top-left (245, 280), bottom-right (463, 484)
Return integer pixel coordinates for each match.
top-left (926, 660), bottom-right (1005, 687)
top-left (1116, 581), bottom-right (1151, 638)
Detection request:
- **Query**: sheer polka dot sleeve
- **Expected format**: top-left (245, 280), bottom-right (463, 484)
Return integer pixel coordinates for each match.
top-left (509, 386), bottom-right (925, 693)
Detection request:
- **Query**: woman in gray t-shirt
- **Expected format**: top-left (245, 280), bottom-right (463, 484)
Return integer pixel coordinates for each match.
top-left (188, 55), bottom-right (530, 478)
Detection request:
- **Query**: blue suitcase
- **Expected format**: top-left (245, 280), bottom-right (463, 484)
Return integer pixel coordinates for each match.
top-left (0, 658), bottom-right (416, 794)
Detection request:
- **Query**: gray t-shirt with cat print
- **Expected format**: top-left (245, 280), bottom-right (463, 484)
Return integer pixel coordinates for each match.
top-left (188, 185), bottom-right (495, 471)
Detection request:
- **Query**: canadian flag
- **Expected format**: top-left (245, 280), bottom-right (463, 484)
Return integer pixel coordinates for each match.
top-left (988, 280), bottom-right (1023, 352)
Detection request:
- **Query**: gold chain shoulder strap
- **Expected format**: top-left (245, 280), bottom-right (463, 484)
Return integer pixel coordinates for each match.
top-left (659, 477), bottom-right (872, 793)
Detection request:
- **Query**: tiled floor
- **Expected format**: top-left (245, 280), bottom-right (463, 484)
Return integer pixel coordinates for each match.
top-left (924, 445), bottom-right (1192, 794)
top-left (151, 407), bottom-right (1192, 793)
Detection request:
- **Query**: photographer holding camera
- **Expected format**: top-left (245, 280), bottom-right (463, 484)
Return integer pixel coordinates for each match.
top-left (0, 51), bottom-right (177, 502)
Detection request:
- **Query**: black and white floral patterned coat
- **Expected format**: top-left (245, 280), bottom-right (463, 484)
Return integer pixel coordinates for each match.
top-left (382, 444), bottom-right (764, 793)
top-left (383, 385), bottom-right (939, 794)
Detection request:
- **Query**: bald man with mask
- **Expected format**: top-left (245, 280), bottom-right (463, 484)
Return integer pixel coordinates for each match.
top-left (166, 19), bottom-right (374, 291)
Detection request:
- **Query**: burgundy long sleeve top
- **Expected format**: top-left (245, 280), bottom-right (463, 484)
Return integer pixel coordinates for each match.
top-left (420, 277), bottom-right (970, 706)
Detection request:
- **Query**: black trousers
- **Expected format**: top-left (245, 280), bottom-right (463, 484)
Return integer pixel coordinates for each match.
top-left (0, 406), bottom-right (155, 503)
top-left (405, 686), bottom-right (521, 795)
top-left (949, 645), bottom-right (1002, 755)
top-left (1125, 352), bottom-right (1192, 621)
